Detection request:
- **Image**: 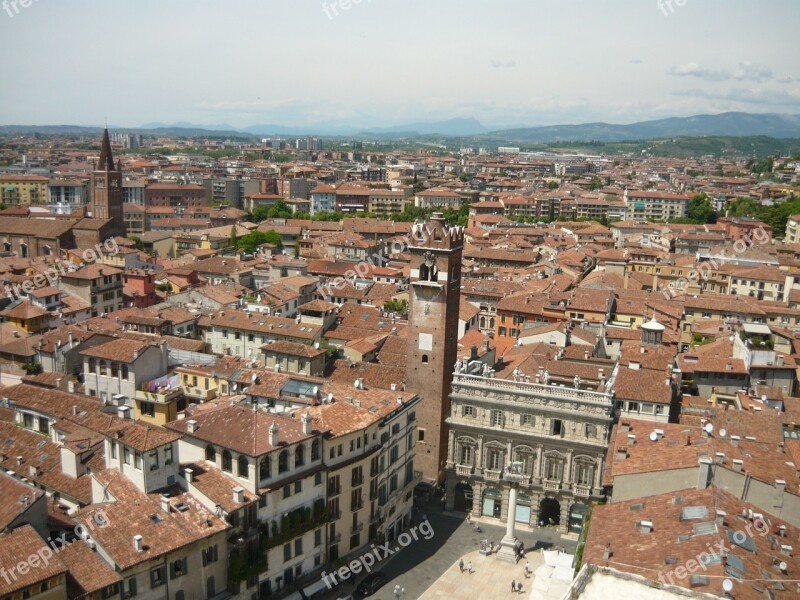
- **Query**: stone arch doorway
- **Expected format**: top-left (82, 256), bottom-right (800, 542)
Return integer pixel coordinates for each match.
top-left (539, 496), bottom-right (561, 527)
top-left (454, 482), bottom-right (473, 513)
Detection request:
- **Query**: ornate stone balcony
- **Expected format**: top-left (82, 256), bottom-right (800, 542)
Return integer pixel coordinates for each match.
top-left (573, 484), bottom-right (592, 497)
top-left (543, 479), bottom-right (561, 492)
top-left (456, 464), bottom-right (473, 477)
top-left (484, 468), bottom-right (502, 482)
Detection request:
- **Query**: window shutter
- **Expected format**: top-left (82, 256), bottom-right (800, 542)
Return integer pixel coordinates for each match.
top-left (130, 576), bottom-right (137, 595)
top-left (169, 562), bottom-right (175, 579)
top-left (182, 557), bottom-right (188, 575)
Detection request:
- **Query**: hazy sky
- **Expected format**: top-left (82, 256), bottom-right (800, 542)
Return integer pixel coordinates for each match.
top-left (1, 0), bottom-right (798, 129)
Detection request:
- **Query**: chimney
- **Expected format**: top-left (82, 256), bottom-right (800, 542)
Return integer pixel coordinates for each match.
top-left (233, 486), bottom-right (245, 503)
top-left (301, 412), bottom-right (312, 435)
top-left (269, 421), bottom-right (279, 446)
top-left (67, 380), bottom-right (75, 393)
top-left (16, 456), bottom-right (23, 466)
top-left (160, 495), bottom-right (171, 513)
top-left (715, 510), bottom-right (727, 526)
top-left (697, 458), bottom-right (712, 490)
top-left (117, 405), bottom-right (130, 420)
top-left (730, 435), bottom-right (740, 447)
top-left (629, 361), bottom-right (640, 371)
top-left (627, 434), bottom-right (636, 446)
top-left (616, 448), bottom-right (627, 460)
top-left (732, 459), bottom-right (743, 472)
top-left (72, 405), bottom-right (78, 416)
top-left (715, 452), bottom-right (725, 465)
top-left (776, 479), bottom-right (787, 494)
top-left (133, 535), bottom-right (143, 552)
top-left (186, 419), bottom-right (198, 433)
top-left (584, 350), bottom-right (589, 360)
top-left (639, 520), bottom-right (653, 534)
top-left (184, 468), bottom-right (194, 483)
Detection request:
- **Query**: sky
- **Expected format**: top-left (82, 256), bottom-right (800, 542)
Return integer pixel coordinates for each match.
top-left (0, 0), bottom-right (798, 130)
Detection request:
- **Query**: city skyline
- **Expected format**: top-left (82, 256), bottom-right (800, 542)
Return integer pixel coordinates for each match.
top-left (0, 0), bottom-right (798, 129)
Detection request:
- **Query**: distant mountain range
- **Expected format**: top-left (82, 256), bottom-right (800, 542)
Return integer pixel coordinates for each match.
top-left (2, 112), bottom-right (800, 142)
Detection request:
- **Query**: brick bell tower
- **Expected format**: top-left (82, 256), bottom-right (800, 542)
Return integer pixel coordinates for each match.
top-left (406, 213), bottom-right (463, 483)
top-left (90, 128), bottom-right (125, 233)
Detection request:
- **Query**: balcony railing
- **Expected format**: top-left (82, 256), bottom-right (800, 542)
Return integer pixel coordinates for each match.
top-left (573, 484), bottom-right (592, 497)
top-left (543, 479), bottom-right (561, 492)
top-left (456, 464), bottom-right (473, 477)
top-left (350, 522), bottom-right (363, 534)
top-left (484, 468), bottom-right (502, 482)
top-left (330, 532), bottom-right (342, 544)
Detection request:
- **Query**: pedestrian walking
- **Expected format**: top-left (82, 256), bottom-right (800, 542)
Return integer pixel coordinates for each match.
top-left (525, 560), bottom-right (530, 575)
top-left (517, 581), bottom-right (523, 593)
top-left (511, 579), bottom-right (516, 592)
top-left (467, 561), bottom-right (474, 574)
top-left (459, 559), bottom-right (464, 573)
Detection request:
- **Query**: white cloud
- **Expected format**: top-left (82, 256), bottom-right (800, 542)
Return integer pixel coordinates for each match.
top-left (490, 59), bottom-right (517, 69)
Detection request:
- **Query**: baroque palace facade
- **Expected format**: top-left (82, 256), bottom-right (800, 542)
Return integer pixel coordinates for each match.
top-left (444, 360), bottom-right (615, 533)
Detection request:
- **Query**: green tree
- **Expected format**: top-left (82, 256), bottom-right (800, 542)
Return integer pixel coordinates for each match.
top-left (547, 181), bottom-right (560, 190)
top-left (727, 196), bottom-right (760, 218)
top-left (229, 225), bottom-right (239, 249)
top-left (687, 194), bottom-right (717, 224)
top-left (236, 230), bottom-right (283, 253)
top-left (129, 235), bottom-right (144, 251)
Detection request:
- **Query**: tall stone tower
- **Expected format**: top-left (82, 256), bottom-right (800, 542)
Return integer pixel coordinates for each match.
top-left (406, 213), bottom-right (463, 483)
top-left (90, 129), bottom-right (124, 228)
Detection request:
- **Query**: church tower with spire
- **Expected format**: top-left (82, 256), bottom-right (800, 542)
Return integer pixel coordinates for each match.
top-left (89, 129), bottom-right (124, 228)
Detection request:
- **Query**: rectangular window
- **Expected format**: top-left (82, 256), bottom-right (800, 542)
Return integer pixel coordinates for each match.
top-left (551, 419), bottom-right (563, 436)
top-left (522, 414), bottom-right (534, 427)
top-left (491, 410), bottom-right (503, 427)
top-left (123, 447), bottom-right (131, 465)
top-left (462, 406), bottom-right (475, 417)
top-left (150, 567), bottom-right (166, 588)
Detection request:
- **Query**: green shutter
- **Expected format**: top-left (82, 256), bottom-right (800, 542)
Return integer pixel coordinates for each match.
top-left (182, 557), bottom-right (188, 575)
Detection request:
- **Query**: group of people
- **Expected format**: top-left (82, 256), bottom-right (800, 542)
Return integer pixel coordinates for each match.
top-left (510, 579), bottom-right (524, 594)
top-left (458, 559), bottom-right (474, 574)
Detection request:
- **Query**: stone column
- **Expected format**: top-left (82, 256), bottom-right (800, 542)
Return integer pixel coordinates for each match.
top-left (497, 483), bottom-right (519, 563)
top-left (505, 485), bottom-right (518, 540)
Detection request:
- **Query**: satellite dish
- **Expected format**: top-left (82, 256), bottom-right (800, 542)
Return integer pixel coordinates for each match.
top-left (722, 579), bottom-right (733, 592)
top-left (719, 428), bottom-right (727, 438)
top-left (649, 431), bottom-right (658, 442)
top-left (779, 561), bottom-right (788, 572)
top-left (311, 386), bottom-right (319, 396)
top-left (704, 422), bottom-right (714, 435)
top-left (232, 383), bottom-right (238, 391)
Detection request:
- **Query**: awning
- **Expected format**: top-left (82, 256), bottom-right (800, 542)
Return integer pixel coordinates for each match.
top-left (743, 323), bottom-right (771, 335)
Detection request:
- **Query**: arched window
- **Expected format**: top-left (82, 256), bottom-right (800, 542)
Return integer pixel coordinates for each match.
top-left (278, 450), bottom-right (289, 474)
top-left (205, 445), bottom-right (216, 462)
top-left (237, 455), bottom-right (248, 478)
top-left (259, 457), bottom-right (270, 480)
top-left (421, 355), bottom-right (429, 364)
top-left (222, 450), bottom-right (232, 472)
top-left (311, 439), bottom-right (320, 461)
top-left (295, 445), bottom-right (305, 468)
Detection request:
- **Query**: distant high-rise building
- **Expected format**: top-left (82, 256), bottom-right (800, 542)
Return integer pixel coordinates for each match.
top-left (89, 129), bottom-right (125, 233)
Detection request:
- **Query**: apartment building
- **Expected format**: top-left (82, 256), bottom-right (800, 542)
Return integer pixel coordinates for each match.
top-left (48, 178), bottom-right (89, 206)
top-left (145, 183), bottom-right (207, 208)
top-left (0, 174), bottom-right (49, 205)
top-left (624, 190), bottom-right (691, 221)
top-left (198, 309), bottom-right (323, 357)
top-left (309, 184), bottom-right (337, 216)
top-left (414, 188), bottom-right (463, 209)
top-left (81, 338), bottom-right (170, 405)
top-left (59, 263), bottom-right (124, 316)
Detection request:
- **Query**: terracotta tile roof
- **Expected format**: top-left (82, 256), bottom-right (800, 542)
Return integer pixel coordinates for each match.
top-left (167, 404), bottom-right (317, 457)
top-left (584, 486), bottom-right (800, 599)
top-left (59, 538), bottom-right (122, 598)
top-left (0, 525), bottom-right (67, 595)
top-left (74, 470), bottom-right (228, 570)
top-left (0, 470), bottom-right (44, 529)
top-left (80, 338), bottom-right (156, 363)
top-left (181, 461), bottom-right (259, 513)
